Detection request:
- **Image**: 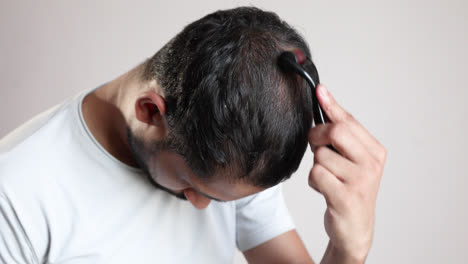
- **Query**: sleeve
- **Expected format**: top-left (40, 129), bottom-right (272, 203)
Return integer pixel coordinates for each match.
top-left (235, 183), bottom-right (295, 251)
top-left (0, 194), bottom-right (38, 264)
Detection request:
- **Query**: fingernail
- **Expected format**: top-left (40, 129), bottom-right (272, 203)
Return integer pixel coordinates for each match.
top-left (319, 85), bottom-right (329, 103)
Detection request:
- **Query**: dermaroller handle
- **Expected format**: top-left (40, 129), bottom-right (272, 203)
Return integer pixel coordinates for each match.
top-left (278, 49), bottom-right (338, 153)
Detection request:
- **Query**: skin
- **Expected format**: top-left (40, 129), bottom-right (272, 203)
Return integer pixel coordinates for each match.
top-left (82, 63), bottom-right (387, 263)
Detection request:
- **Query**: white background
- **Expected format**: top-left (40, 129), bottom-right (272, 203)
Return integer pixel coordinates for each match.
top-left (1, 0), bottom-right (467, 263)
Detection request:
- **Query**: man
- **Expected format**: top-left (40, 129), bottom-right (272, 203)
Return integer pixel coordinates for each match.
top-left (0, 6), bottom-right (386, 264)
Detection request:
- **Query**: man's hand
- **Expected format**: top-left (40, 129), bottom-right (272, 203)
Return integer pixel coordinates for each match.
top-left (308, 84), bottom-right (387, 263)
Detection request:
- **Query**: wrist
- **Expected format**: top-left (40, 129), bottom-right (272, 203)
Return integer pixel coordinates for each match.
top-left (321, 241), bottom-right (368, 264)
top-left (330, 245), bottom-right (367, 264)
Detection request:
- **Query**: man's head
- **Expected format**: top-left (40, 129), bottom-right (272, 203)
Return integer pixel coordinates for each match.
top-left (127, 6), bottom-right (314, 208)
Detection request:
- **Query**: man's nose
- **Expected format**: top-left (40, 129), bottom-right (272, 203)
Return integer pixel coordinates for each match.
top-left (184, 188), bottom-right (211, 209)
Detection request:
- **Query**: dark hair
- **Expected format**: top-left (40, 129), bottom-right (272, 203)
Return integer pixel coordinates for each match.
top-left (142, 6), bottom-right (315, 188)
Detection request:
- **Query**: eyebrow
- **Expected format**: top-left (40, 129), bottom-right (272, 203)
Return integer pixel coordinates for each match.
top-left (191, 186), bottom-right (227, 202)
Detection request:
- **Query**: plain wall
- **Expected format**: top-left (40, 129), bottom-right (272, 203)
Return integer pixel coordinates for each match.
top-left (1, 0), bottom-right (467, 263)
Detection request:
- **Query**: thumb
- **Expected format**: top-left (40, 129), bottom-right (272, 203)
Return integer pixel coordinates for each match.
top-left (316, 84), bottom-right (348, 123)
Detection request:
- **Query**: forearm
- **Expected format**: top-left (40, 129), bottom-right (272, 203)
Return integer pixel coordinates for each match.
top-left (320, 240), bottom-right (366, 264)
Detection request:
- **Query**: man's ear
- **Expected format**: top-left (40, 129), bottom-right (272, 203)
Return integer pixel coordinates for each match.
top-left (135, 91), bottom-right (167, 128)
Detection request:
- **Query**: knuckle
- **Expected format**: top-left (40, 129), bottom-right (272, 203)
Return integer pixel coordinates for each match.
top-left (379, 146), bottom-right (388, 163)
top-left (368, 159), bottom-right (382, 175)
top-left (329, 123), bottom-right (343, 141)
top-left (308, 164), bottom-right (324, 187)
top-left (329, 123), bottom-right (345, 146)
top-left (314, 146), bottom-right (328, 159)
top-left (344, 112), bottom-right (355, 123)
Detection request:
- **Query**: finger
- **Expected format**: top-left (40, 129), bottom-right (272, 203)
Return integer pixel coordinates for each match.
top-left (308, 164), bottom-right (346, 209)
top-left (345, 118), bottom-right (388, 164)
top-left (316, 84), bottom-right (349, 123)
top-left (308, 123), bottom-right (370, 164)
top-left (313, 146), bottom-right (356, 182)
top-left (316, 84), bottom-right (387, 163)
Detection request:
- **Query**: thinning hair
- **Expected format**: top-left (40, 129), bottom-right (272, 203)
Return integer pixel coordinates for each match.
top-left (141, 6), bottom-right (316, 188)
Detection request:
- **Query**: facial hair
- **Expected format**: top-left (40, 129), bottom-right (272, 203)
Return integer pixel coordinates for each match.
top-left (126, 127), bottom-right (187, 200)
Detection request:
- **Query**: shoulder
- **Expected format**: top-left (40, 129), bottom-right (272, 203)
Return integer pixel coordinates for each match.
top-left (0, 92), bottom-right (88, 262)
top-left (0, 96), bottom-right (74, 186)
top-left (234, 183), bottom-right (295, 251)
top-left (235, 183), bottom-right (285, 209)
top-left (0, 91), bottom-right (86, 222)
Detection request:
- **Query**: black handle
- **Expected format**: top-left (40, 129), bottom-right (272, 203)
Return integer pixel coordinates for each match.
top-left (278, 50), bottom-right (339, 154)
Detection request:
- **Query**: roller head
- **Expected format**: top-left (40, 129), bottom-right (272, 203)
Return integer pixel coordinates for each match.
top-left (291, 49), bottom-right (306, 64)
top-left (278, 49), bottom-right (307, 73)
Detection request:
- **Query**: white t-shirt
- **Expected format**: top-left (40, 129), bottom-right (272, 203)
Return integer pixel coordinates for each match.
top-left (0, 87), bottom-right (295, 263)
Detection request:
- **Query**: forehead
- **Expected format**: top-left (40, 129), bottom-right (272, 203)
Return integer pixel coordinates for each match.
top-left (188, 172), bottom-right (265, 201)
top-left (162, 150), bottom-right (265, 201)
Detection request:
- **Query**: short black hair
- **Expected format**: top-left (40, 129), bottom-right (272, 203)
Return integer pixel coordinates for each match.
top-left (142, 6), bottom-right (315, 188)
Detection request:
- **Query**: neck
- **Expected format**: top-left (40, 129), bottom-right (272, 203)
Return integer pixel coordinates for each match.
top-left (81, 64), bottom-right (144, 167)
